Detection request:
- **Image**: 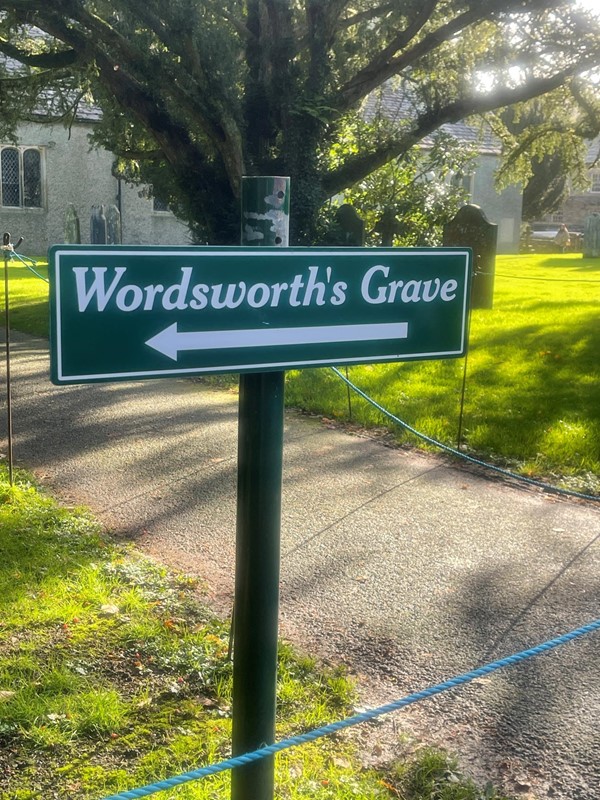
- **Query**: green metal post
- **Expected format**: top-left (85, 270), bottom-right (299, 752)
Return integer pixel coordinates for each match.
top-left (231, 177), bottom-right (290, 800)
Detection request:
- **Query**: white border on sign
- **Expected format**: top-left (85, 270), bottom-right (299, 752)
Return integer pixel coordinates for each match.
top-left (52, 248), bottom-right (471, 382)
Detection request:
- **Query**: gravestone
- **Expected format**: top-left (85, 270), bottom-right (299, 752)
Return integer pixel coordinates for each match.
top-left (375, 207), bottom-right (402, 247)
top-left (333, 204), bottom-right (365, 246)
top-left (443, 204), bottom-right (497, 309)
top-left (90, 204), bottom-right (107, 245)
top-left (106, 204), bottom-right (122, 245)
top-left (64, 204), bottom-right (81, 244)
top-left (583, 213), bottom-right (600, 258)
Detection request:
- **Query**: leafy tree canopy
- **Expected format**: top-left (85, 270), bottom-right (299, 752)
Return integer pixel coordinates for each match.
top-left (494, 84), bottom-right (600, 220)
top-left (320, 124), bottom-right (478, 245)
top-left (0, 1), bottom-right (598, 243)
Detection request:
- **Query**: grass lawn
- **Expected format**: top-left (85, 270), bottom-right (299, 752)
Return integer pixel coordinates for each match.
top-left (1, 258), bottom-right (49, 339)
top-left (0, 468), bottom-right (512, 800)
top-left (2, 252), bottom-right (599, 491)
top-left (286, 254), bottom-right (600, 493)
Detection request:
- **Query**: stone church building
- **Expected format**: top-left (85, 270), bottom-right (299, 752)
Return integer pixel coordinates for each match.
top-left (0, 112), bottom-right (191, 255)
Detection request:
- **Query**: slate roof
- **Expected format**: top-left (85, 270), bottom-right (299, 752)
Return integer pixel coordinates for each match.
top-left (0, 30), bottom-right (102, 122)
top-left (69, 100), bottom-right (102, 122)
top-left (363, 83), bottom-right (600, 166)
top-left (362, 84), bottom-right (501, 155)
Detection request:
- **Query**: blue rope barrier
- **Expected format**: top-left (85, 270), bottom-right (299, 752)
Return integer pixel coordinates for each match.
top-left (331, 367), bottom-right (599, 503)
top-left (495, 272), bottom-right (600, 283)
top-left (100, 617), bottom-right (600, 800)
top-left (9, 251), bottom-right (49, 283)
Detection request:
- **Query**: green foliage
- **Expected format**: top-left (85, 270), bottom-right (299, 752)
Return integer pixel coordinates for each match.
top-left (493, 86), bottom-right (600, 219)
top-left (0, 3), bottom-right (598, 242)
top-left (323, 123), bottom-right (477, 246)
top-left (393, 749), bottom-right (510, 800)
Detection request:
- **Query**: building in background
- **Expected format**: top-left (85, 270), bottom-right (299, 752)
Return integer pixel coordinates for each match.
top-left (541, 138), bottom-right (600, 231)
top-left (0, 109), bottom-right (192, 255)
top-left (2, 78), bottom-right (526, 255)
top-left (363, 87), bottom-right (523, 253)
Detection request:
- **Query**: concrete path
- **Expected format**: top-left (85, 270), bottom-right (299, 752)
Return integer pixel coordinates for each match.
top-left (4, 333), bottom-right (600, 799)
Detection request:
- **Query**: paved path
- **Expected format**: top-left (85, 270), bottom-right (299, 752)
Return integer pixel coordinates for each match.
top-left (5, 333), bottom-right (600, 799)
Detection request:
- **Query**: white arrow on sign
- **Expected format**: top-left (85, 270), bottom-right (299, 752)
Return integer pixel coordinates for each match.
top-left (145, 321), bottom-right (409, 361)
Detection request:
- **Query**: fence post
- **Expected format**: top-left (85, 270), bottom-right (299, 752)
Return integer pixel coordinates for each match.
top-left (324, 204), bottom-right (365, 417)
top-left (2, 235), bottom-right (14, 484)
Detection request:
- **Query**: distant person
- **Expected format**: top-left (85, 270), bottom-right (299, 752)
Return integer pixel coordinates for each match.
top-left (554, 223), bottom-right (570, 253)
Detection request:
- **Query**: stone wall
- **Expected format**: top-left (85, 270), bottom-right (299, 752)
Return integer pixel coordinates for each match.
top-left (558, 193), bottom-right (600, 229)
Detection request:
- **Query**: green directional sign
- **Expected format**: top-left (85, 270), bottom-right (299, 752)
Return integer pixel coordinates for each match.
top-left (49, 245), bottom-right (471, 384)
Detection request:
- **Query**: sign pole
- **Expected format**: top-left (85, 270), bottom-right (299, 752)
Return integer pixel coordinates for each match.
top-left (231, 177), bottom-right (290, 800)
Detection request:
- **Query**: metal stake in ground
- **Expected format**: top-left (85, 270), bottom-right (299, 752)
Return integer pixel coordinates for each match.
top-left (2, 233), bottom-right (16, 485)
top-left (231, 177), bottom-right (290, 800)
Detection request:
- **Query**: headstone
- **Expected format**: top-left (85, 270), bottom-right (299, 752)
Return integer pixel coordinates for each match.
top-left (64, 204), bottom-right (81, 244)
top-left (583, 213), bottom-right (600, 258)
top-left (443, 203), bottom-right (497, 309)
top-left (334, 204), bottom-right (365, 246)
top-left (106, 204), bottom-right (122, 245)
top-left (375, 207), bottom-right (402, 247)
top-left (90, 204), bottom-right (107, 245)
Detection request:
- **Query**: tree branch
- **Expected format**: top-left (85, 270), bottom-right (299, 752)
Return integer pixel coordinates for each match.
top-left (53, 0), bottom-right (148, 69)
top-left (323, 62), bottom-right (598, 197)
top-left (369, 0), bottom-right (439, 71)
top-left (338, 2), bottom-right (397, 32)
top-left (216, 6), bottom-right (255, 41)
top-left (0, 37), bottom-right (77, 68)
top-left (112, 149), bottom-right (163, 160)
top-left (108, 0), bottom-right (245, 189)
top-left (16, 11), bottom-right (198, 162)
top-left (569, 79), bottom-right (600, 138)
top-left (294, 0), bottom-right (411, 60)
top-left (115, 0), bottom-right (204, 67)
top-left (334, 0), bottom-right (561, 112)
top-left (318, 0), bottom-right (351, 37)
top-left (335, 6), bottom-right (486, 112)
top-left (16, 2), bottom-right (245, 193)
